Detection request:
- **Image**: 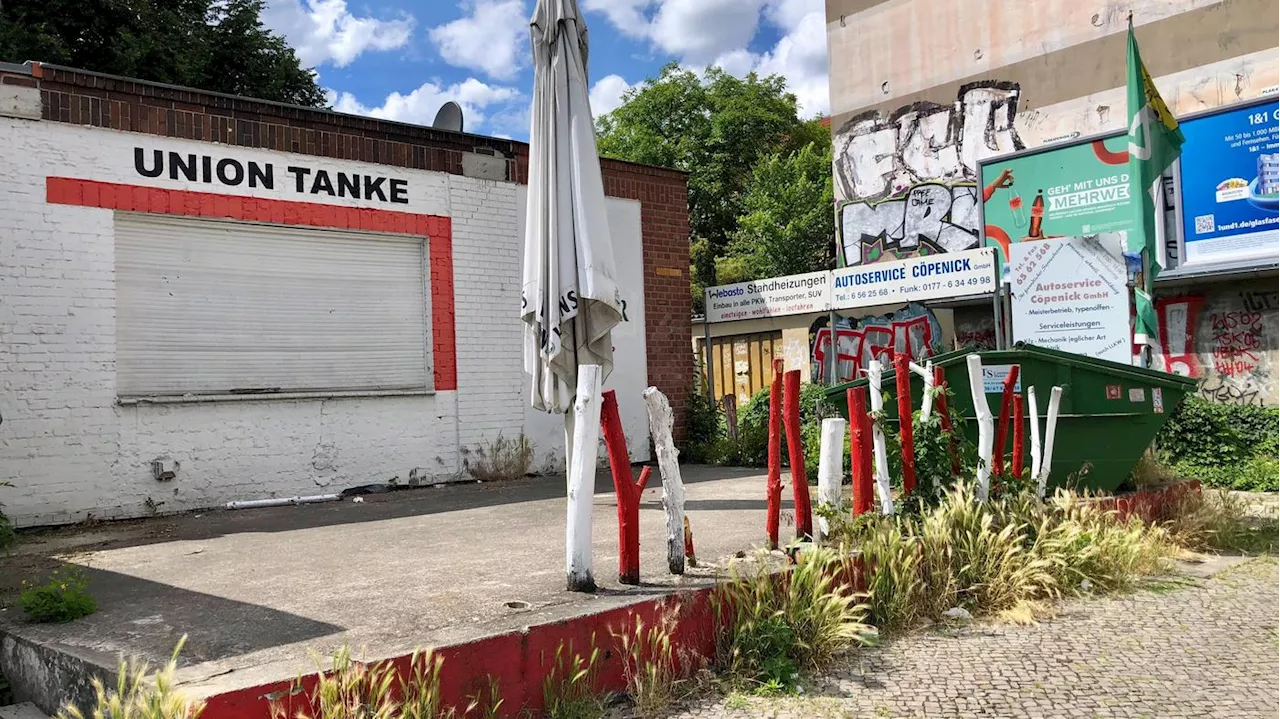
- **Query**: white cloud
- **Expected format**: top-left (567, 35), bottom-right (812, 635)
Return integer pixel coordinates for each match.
top-left (709, 49), bottom-right (758, 78)
top-left (333, 78), bottom-right (522, 132)
top-left (582, 0), bottom-right (763, 68)
top-left (649, 0), bottom-right (764, 67)
top-left (580, 0), bottom-right (653, 39)
top-left (429, 0), bottom-right (529, 80)
top-left (263, 0), bottom-right (414, 68)
top-left (764, 0), bottom-right (820, 33)
top-left (755, 7), bottom-right (829, 116)
top-left (588, 74), bottom-right (636, 116)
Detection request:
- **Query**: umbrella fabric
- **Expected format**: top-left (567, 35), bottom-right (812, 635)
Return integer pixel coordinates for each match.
top-left (522, 0), bottom-right (623, 414)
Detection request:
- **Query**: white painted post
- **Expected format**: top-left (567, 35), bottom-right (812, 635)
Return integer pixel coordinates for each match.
top-left (566, 365), bottom-right (603, 592)
top-left (643, 387), bottom-right (686, 575)
top-left (910, 360), bottom-right (933, 420)
top-left (816, 417), bottom-right (847, 543)
top-left (965, 354), bottom-right (995, 502)
top-left (866, 360), bottom-right (894, 515)
top-left (1027, 386), bottom-right (1043, 491)
top-left (1038, 386), bottom-right (1064, 500)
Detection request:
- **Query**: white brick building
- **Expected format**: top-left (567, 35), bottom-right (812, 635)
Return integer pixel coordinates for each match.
top-left (0, 64), bottom-right (692, 527)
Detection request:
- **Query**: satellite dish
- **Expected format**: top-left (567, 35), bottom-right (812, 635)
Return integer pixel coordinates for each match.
top-left (432, 101), bottom-right (464, 132)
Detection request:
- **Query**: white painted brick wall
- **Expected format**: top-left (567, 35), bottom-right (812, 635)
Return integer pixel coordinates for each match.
top-left (0, 118), bottom-right (529, 527)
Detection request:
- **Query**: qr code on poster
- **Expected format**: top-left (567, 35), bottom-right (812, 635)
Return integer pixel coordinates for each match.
top-left (1194, 214), bottom-right (1215, 234)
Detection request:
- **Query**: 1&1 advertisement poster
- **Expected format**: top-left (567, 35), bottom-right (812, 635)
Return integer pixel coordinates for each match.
top-left (1177, 100), bottom-right (1279, 264)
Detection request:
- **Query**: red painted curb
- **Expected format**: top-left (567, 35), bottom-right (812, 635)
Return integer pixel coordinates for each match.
top-left (200, 588), bottom-right (718, 719)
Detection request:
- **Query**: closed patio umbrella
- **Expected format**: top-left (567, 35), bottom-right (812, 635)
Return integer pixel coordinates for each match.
top-left (521, 0), bottom-right (624, 592)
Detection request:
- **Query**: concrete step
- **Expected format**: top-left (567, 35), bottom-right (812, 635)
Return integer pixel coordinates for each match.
top-left (0, 703), bottom-right (51, 719)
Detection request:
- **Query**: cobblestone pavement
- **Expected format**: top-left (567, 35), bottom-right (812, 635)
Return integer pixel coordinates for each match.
top-left (671, 557), bottom-right (1279, 719)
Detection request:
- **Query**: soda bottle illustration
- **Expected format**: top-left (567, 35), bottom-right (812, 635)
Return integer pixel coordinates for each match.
top-left (1009, 191), bottom-right (1027, 227)
top-left (1028, 190), bottom-right (1045, 238)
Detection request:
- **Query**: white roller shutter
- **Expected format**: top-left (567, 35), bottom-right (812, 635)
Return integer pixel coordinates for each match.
top-left (115, 214), bottom-right (430, 398)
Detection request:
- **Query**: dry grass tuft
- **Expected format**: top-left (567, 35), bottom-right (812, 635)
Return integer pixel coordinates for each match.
top-left (464, 433), bottom-right (533, 482)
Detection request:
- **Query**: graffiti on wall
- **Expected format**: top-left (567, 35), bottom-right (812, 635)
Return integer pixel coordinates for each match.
top-left (1156, 288), bottom-right (1279, 406)
top-left (954, 311), bottom-right (997, 351)
top-left (834, 81), bottom-right (1023, 266)
top-left (811, 303), bottom-right (944, 383)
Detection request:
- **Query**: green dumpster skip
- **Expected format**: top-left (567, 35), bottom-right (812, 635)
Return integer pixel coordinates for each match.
top-left (823, 342), bottom-right (1198, 493)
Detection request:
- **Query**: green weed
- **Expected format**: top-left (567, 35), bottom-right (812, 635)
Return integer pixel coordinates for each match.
top-left (274, 646), bottom-right (474, 719)
top-left (610, 607), bottom-right (695, 717)
top-left (712, 546), bottom-right (873, 694)
top-left (20, 565), bottom-right (97, 623)
top-left (541, 638), bottom-right (606, 719)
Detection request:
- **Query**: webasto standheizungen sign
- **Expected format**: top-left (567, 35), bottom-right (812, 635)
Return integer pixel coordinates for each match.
top-left (830, 247), bottom-right (998, 310)
top-left (704, 271), bottom-right (831, 323)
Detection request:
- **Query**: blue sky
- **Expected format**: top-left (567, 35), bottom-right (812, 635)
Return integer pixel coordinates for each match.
top-left (260, 0), bottom-right (829, 140)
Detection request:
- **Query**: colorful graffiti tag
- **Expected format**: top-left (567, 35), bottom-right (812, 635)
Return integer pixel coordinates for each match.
top-left (834, 81), bottom-right (1024, 266)
top-left (811, 303), bottom-right (944, 383)
top-left (1156, 288), bottom-right (1278, 406)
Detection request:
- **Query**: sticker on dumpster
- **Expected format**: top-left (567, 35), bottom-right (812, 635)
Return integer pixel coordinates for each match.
top-left (982, 365), bottom-right (1021, 393)
top-left (1105, 385), bottom-right (1122, 400)
top-left (1153, 388), bottom-right (1164, 414)
top-left (1128, 388), bottom-right (1146, 403)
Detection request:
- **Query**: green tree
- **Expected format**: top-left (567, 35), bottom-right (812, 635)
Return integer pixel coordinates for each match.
top-left (726, 140), bottom-right (835, 279)
top-left (596, 64), bottom-right (816, 311)
top-left (0, 0), bottom-right (326, 107)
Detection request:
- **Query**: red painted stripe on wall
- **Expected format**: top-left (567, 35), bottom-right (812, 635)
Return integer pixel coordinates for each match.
top-left (46, 177), bottom-right (458, 391)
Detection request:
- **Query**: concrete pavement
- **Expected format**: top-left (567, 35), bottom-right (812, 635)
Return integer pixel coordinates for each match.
top-left (0, 466), bottom-right (789, 707)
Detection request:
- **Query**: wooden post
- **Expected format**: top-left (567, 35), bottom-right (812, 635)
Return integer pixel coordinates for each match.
top-left (1038, 386), bottom-right (1064, 500)
top-left (992, 365), bottom-right (1021, 479)
top-left (933, 365), bottom-right (961, 477)
top-left (782, 369), bottom-right (814, 539)
top-left (1027, 387), bottom-right (1043, 486)
top-left (816, 418), bottom-right (846, 543)
top-left (601, 390), bottom-right (647, 584)
top-left (913, 360), bottom-right (934, 420)
top-left (766, 360), bottom-right (783, 549)
top-left (683, 516), bottom-right (697, 567)
top-left (847, 387), bottom-right (873, 517)
top-left (965, 354), bottom-right (994, 502)
top-left (1012, 394), bottom-right (1025, 479)
top-left (866, 360), bottom-right (894, 515)
top-left (721, 394), bottom-right (739, 442)
top-left (893, 353), bottom-right (917, 496)
top-left (566, 365), bottom-right (602, 592)
top-left (643, 387), bottom-right (685, 575)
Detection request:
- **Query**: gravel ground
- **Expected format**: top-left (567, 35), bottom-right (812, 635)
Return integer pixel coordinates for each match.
top-left (668, 557), bottom-right (1279, 719)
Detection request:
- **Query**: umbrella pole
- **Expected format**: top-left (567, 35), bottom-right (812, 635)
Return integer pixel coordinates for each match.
top-left (566, 364), bottom-right (602, 592)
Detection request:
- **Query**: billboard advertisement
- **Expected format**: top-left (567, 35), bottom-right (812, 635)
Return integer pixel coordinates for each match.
top-left (1009, 234), bottom-right (1131, 365)
top-left (1177, 100), bottom-right (1280, 264)
top-left (830, 247), bottom-right (998, 311)
top-left (980, 134), bottom-right (1136, 267)
top-left (704, 271), bottom-right (831, 323)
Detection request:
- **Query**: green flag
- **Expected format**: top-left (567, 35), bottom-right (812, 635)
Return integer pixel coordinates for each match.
top-left (1126, 17), bottom-right (1183, 348)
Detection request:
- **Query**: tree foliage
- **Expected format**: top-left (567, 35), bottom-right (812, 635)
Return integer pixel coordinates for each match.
top-left (0, 0), bottom-right (327, 107)
top-left (728, 140), bottom-right (835, 280)
top-left (596, 64), bottom-right (827, 311)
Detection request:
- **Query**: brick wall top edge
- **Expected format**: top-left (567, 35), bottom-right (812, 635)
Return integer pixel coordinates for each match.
top-left (13, 64), bottom-right (689, 182)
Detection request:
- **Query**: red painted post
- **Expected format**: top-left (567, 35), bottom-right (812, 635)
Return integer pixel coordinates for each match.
top-left (993, 365), bottom-right (1020, 478)
top-left (600, 390), bottom-right (646, 585)
top-left (683, 516), bottom-right (697, 567)
top-left (1012, 394), bottom-right (1025, 479)
top-left (847, 387), bottom-right (873, 517)
top-left (933, 365), bottom-right (961, 477)
top-left (782, 369), bottom-right (813, 540)
top-left (766, 360), bottom-right (784, 549)
top-left (893, 353), bottom-right (917, 496)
